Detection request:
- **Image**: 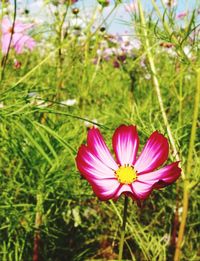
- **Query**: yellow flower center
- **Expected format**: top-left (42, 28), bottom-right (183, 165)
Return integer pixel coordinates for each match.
top-left (115, 165), bottom-right (137, 184)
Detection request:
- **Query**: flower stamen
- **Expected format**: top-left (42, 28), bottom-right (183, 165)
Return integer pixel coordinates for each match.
top-left (115, 165), bottom-right (137, 184)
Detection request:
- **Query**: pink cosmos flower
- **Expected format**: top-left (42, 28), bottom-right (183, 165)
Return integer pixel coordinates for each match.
top-left (176, 12), bottom-right (188, 19)
top-left (76, 125), bottom-right (181, 201)
top-left (1, 17), bottom-right (36, 54)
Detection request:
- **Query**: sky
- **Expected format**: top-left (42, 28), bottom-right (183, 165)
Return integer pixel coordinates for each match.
top-left (77, 0), bottom-right (198, 33)
top-left (8, 0), bottom-right (199, 34)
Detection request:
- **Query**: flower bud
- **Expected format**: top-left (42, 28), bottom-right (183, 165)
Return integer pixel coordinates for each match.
top-left (97, 0), bottom-right (110, 8)
top-left (72, 8), bottom-right (79, 15)
top-left (13, 59), bottom-right (22, 69)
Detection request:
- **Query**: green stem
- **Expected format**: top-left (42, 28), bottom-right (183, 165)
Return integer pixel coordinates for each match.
top-left (151, 0), bottom-right (190, 63)
top-left (174, 69), bottom-right (200, 261)
top-left (56, 5), bottom-right (68, 97)
top-left (137, 0), bottom-right (185, 177)
top-left (178, 68), bottom-right (183, 130)
top-left (118, 195), bottom-right (129, 261)
top-left (1, 0), bottom-right (17, 81)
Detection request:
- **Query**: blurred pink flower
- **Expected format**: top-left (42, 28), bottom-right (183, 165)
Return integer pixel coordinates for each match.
top-left (76, 125), bottom-right (181, 201)
top-left (125, 1), bottom-right (138, 13)
top-left (176, 12), bottom-right (188, 19)
top-left (1, 17), bottom-right (36, 54)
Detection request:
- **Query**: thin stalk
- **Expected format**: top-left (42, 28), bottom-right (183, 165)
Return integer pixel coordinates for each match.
top-left (56, 4), bottom-right (69, 97)
top-left (170, 65), bottom-right (184, 250)
top-left (1, 0), bottom-right (17, 81)
top-left (118, 195), bottom-right (129, 261)
top-left (178, 68), bottom-right (183, 129)
top-left (170, 198), bottom-right (179, 249)
top-left (174, 69), bottom-right (200, 261)
top-left (137, 0), bottom-right (185, 177)
top-left (33, 193), bottom-right (43, 261)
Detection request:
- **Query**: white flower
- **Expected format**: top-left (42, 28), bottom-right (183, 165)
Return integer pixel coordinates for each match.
top-left (165, 48), bottom-right (177, 57)
top-left (183, 46), bottom-right (192, 59)
top-left (28, 92), bottom-right (37, 97)
top-left (61, 99), bottom-right (77, 106)
top-left (103, 48), bottom-right (113, 57)
top-left (0, 102), bottom-right (4, 109)
top-left (99, 40), bottom-right (109, 49)
top-left (97, 49), bottom-right (103, 56)
top-left (28, 93), bottom-right (49, 107)
top-left (35, 100), bottom-right (49, 108)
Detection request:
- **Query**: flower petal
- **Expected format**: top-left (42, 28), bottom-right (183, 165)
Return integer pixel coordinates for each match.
top-left (130, 162), bottom-right (181, 200)
top-left (14, 21), bottom-right (34, 33)
top-left (134, 131), bottom-right (169, 174)
top-left (112, 184), bottom-right (133, 200)
top-left (13, 33), bottom-right (35, 54)
top-left (137, 161), bottom-right (181, 188)
top-left (1, 33), bottom-right (11, 54)
top-left (87, 127), bottom-right (118, 171)
top-left (76, 145), bottom-right (116, 181)
top-left (131, 181), bottom-right (153, 199)
top-left (112, 125), bottom-right (139, 166)
top-left (76, 129), bottom-right (121, 201)
top-left (24, 37), bottom-right (36, 50)
top-left (2, 17), bottom-right (11, 33)
top-left (91, 179), bottom-right (121, 200)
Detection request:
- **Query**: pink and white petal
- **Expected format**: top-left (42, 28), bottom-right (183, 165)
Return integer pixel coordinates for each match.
top-left (87, 127), bottom-right (118, 171)
top-left (2, 18), bottom-right (12, 33)
top-left (132, 162), bottom-right (181, 199)
top-left (112, 125), bottom-right (139, 166)
top-left (112, 184), bottom-right (133, 200)
top-left (131, 181), bottom-right (153, 199)
top-left (25, 38), bottom-right (36, 51)
top-left (91, 178), bottom-right (121, 200)
top-left (12, 33), bottom-right (23, 53)
top-left (13, 34), bottom-right (34, 53)
top-left (138, 162), bottom-right (181, 188)
top-left (134, 131), bottom-right (169, 174)
top-left (76, 145), bottom-right (116, 181)
top-left (1, 33), bottom-right (12, 54)
top-left (14, 21), bottom-right (34, 33)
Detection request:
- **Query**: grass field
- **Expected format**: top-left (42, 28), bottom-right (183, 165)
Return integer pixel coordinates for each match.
top-left (0, 0), bottom-right (199, 260)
